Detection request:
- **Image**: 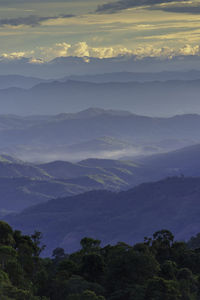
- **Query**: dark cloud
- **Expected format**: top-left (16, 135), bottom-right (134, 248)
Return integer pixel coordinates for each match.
top-left (96, 0), bottom-right (178, 13)
top-left (0, 14), bottom-right (75, 27)
top-left (151, 4), bottom-right (200, 14)
top-left (96, 0), bottom-right (197, 14)
top-left (0, 0), bottom-right (72, 3)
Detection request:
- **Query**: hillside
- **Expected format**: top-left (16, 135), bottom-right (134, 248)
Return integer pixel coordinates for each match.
top-left (5, 176), bottom-right (200, 255)
top-left (3, 141), bottom-right (200, 214)
top-left (0, 156), bottom-right (143, 213)
top-left (136, 143), bottom-right (200, 178)
top-left (0, 155), bottom-right (49, 178)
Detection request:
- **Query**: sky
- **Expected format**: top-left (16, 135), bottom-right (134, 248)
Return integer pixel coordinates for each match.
top-left (0, 0), bottom-right (200, 62)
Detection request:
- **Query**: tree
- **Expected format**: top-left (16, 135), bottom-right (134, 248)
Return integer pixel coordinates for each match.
top-left (0, 245), bottom-right (17, 270)
top-left (52, 247), bottom-right (66, 261)
top-left (81, 253), bottom-right (105, 283)
top-left (151, 230), bottom-right (174, 262)
top-left (0, 221), bottom-right (14, 246)
top-left (80, 238), bottom-right (101, 253)
top-left (31, 231), bottom-right (46, 257)
top-left (145, 277), bottom-right (181, 300)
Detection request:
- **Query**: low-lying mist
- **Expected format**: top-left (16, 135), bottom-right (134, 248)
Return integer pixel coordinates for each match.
top-left (10, 148), bottom-right (147, 163)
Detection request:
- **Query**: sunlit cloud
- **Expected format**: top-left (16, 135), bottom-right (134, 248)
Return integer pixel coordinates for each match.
top-left (1, 50), bottom-right (34, 60)
top-left (1, 41), bottom-right (200, 63)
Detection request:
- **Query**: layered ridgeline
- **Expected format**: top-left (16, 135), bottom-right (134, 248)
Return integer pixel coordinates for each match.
top-left (2, 70), bottom-right (200, 89)
top-left (0, 109), bottom-right (200, 161)
top-left (3, 70), bottom-right (200, 89)
top-left (2, 141), bottom-right (200, 213)
top-left (1, 79), bottom-right (200, 116)
top-left (4, 176), bottom-right (200, 255)
top-left (0, 155), bottom-right (140, 213)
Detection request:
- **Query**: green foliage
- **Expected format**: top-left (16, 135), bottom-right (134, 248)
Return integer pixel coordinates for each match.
top-left (80, 238), bottom-right (101, 253)
top-left (187, 233), bottom-right (200, 250)
top-left (0, 221), bottom-right (15, 246)
top-left (1, 222), bottom-right (200, 299)
top-left (145, 277), bottom-right (181, 300)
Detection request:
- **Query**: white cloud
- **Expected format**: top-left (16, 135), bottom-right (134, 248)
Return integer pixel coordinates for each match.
top-left (38, 42), bottom-right (71, 60)
top-left (179, 44), bottom-right (200, 55)
top-left (1, 51), bottom-right (34, 60)
top-left (35, 42), bottom-right (135, 60)
top-left (69, 42), bottom-right (90, 57)
top-left (1, 41), bottom-right (200, 62)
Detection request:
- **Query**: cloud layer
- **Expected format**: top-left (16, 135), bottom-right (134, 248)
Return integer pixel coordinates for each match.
top-left (1, 42), bottom-right (200, 62)
top-left (96, 0), bottom-right (200, 15)
top-left (0, 14), bottom-right (74, 27)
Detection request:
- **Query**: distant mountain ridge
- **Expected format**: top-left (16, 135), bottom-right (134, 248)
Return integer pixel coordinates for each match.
top-left (0, 74), bottom-right (47, 89)
top-left (1, 141), bottom-right (200, 213)
top-left (1, 70), bottom-right (200, 90)
top-left (0, 156), bottom-right (143, 213)
top-left (0, 79), bottom-right (200, 115)
top-left (0, 108), bottom-right (199, 161)
top-left (65, 70), bottom-right (200, 83)
top-left (1, 55), bottom-right (200, 78)
top-left (5, 176), bottom-right (200, 255)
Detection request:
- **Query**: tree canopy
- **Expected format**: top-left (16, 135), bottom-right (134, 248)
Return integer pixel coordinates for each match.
top-left (0, 222), bottom-right (200, 299)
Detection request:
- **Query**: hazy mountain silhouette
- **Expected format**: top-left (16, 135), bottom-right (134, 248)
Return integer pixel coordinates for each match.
top-left (65, 70), bottom-right (200, 83)
top-left (5, 176), bottom-right (200, 254)
top-left (0, 109), bottom-right (199, 161)
top-left (2, 141), bottom-right (200, 214)
top-left (0, 79), bottom-right (200, 115)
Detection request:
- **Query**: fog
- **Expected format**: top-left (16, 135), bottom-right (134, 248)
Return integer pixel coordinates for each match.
top-left (10, 148), bottom-right (147, 163)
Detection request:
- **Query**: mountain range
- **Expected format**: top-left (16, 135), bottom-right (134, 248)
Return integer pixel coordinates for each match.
top-left (2, 70), bottom-right (200, 90)
top-left (0, 108), bottom-right (199, 161)
top-left (1, 55), bottom-right (200, 78)
top-left (2, 141), bottom-right (200, 215)
top-left (5, 176), bottom-right (200, 255)
top-left (1, 79), bottom-right (200, 116)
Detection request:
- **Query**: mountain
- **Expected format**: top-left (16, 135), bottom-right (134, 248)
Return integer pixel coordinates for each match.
top-left (0, 156), bottom-right (144, 213)
top-left (67, 136), bottom-right (137, 154)
top-left (1, 70), bottom-right (200, 90)
top-left (135, 143), bottom-right (200, 178)
top-left (0, 75), bottom-right (46, 89)
top-left (0, 79), bottom-right (200, 115)
top-left (2, 142), bottom-right (200, 214)
top-left (0, 109), bottom-right (200, 162)
top-left (5, 176), bottom-right (200, 255)
top-left (65, 70), bottom-right (200, 83)
top-left (38, 159), bottom-right (116, 179)
top-left (0, 114), bottom-right (52, 131)
top-left (0, 156), bottom-right (49, 179)
top-left (2, 55), bottom-right (200, 78)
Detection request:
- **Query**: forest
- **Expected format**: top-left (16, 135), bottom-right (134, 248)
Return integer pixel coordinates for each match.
top-left (1, 221), bottom-right (200, 299)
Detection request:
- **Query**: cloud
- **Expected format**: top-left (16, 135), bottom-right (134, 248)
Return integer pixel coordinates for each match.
top-left (36, 42), bottom-right (134, 60)
top-left (1, 51), bottom-right (34, 60)
top-left (151, 2), bottom-right (200, 14)
top-left (44, 42), bottom-right (200, 60)
top-left (38, 43), bottom-right (71, 60)
top-left (0, 0), bottom-right (74, 3)
top-left (2, 42), bottom-right (200, 63)
top-left (0, 14), bottom-right (75, 27)
top-left (96, 0), bottom-right (181, 13)
top-left (95, 0), bottom-right (200, 15)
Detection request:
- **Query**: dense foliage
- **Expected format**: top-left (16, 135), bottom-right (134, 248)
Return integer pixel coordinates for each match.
top-left (1, 221), bottom-right (200, 299)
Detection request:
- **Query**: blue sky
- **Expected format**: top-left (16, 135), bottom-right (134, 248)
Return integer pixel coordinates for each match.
top-left (0, 0), bottom-right (200, 62)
